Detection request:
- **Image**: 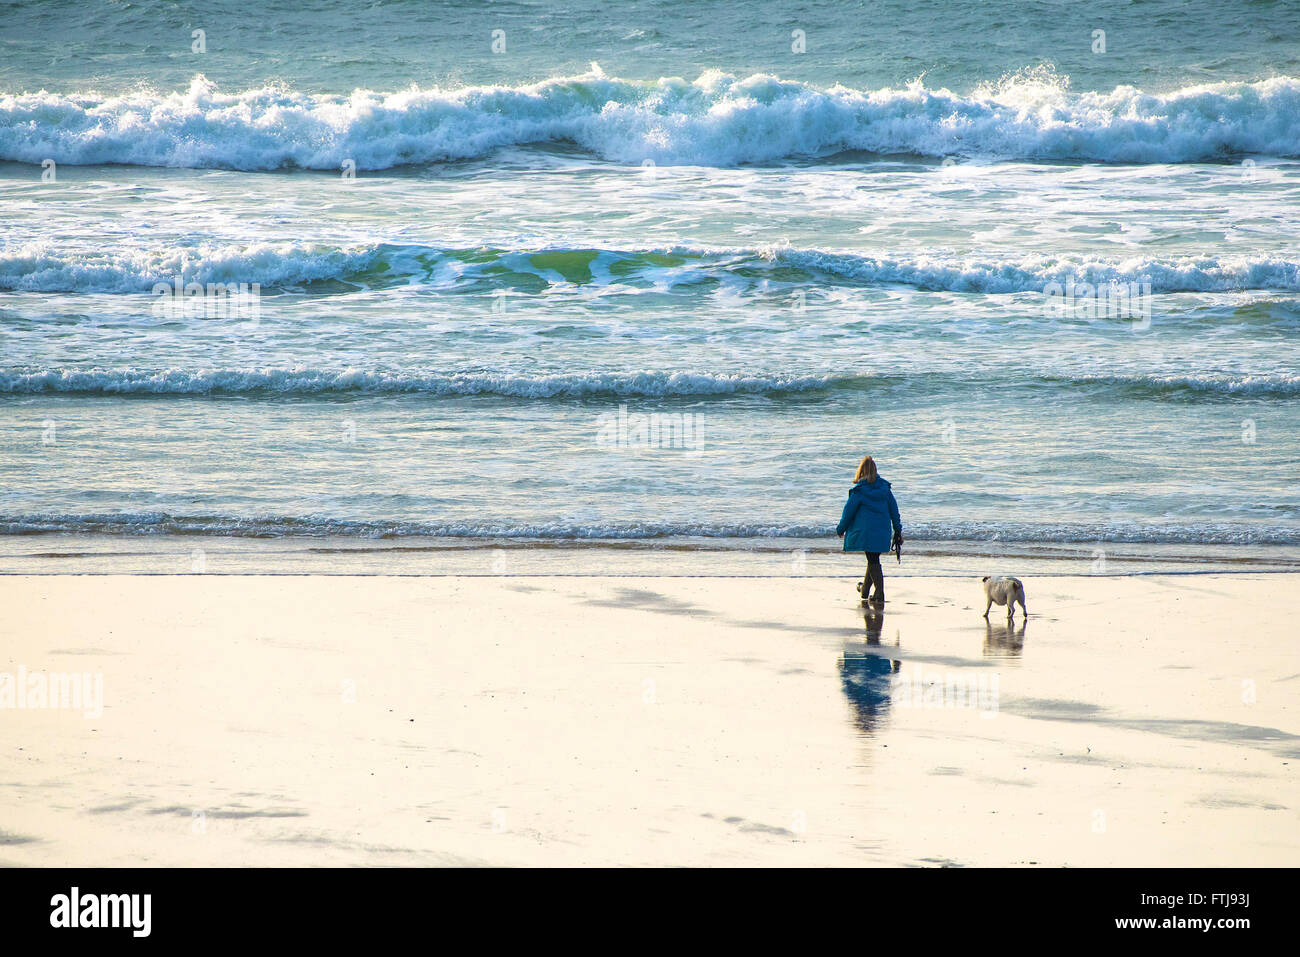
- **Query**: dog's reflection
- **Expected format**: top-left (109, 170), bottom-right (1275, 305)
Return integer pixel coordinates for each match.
top-left (839, 607), bottom-right (901, 734)
top-left (983, 617), bottom-right (1027, 658)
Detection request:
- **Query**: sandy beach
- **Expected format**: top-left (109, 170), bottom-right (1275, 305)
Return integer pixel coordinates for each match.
top-left (1, 572), bottom-right (1295, 867)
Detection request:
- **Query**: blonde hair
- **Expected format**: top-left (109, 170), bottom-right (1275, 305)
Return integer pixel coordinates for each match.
top-left (854, 456), bottom-right (877, 483)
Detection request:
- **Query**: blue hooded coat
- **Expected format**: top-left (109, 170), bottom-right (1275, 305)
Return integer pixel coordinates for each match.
top-left (836, 477), bottom-right (902, 554)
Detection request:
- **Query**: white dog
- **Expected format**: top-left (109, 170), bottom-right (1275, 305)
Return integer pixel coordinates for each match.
top-left (982, 576), bottom-right (1028, 621)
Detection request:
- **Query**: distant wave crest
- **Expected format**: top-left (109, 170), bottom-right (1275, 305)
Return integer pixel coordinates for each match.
top-left (3, 69), bottom-right (1300, 169)
top-left (4, 367), bottom-right (1298, 398)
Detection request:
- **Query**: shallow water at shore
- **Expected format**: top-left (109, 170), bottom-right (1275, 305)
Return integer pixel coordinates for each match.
top-left (4, 533), bottom-right (1299, 577)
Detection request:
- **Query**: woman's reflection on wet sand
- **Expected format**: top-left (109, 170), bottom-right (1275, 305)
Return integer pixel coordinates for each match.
top-left (839, 606), bottom-right (901, 733)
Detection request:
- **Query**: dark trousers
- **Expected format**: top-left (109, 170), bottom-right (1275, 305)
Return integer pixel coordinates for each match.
top-left (863, 552), bottom-right (884, 600)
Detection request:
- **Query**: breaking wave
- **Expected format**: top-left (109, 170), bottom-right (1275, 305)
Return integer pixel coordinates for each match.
top-left (3, 68), bottom-right (1299, 170)
top-left (3, 240), bottom-right (1299, 294)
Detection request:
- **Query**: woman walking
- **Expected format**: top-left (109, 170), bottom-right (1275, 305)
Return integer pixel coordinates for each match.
top-left (836, 456), bottom-right (903, 606)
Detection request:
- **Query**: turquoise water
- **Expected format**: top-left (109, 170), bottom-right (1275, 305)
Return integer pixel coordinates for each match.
top-left (2, 0), bottom-right (1299, 572)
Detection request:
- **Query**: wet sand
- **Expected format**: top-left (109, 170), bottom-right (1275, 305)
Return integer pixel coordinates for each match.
top-left (1, 573), bottom-right (1295, 866)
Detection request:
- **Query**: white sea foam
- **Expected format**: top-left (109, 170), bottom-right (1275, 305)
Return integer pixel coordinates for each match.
top-left (3, 69), bottom-right (1299, 170)
top-left (0, 241), bottom-right (380, 293)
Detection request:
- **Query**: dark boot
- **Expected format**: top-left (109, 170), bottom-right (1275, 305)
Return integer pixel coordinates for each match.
top-left (867, 556), bottom-right (885, 604)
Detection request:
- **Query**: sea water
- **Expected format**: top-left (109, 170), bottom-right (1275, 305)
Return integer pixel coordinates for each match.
top-left (2, 0), bottom-right (1298, 574)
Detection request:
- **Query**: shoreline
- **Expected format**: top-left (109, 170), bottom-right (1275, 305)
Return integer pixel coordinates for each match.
top-left (2, 534), bottom-right (1299, 577)
top-left (6, 568), bottom-right (1300, 577)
